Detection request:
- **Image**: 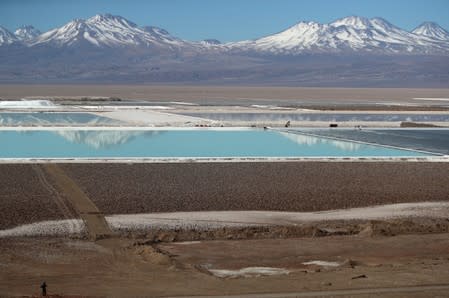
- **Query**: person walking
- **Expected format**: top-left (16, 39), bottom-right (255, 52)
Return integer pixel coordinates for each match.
top-left (40, 281), bottom-right (47, 296)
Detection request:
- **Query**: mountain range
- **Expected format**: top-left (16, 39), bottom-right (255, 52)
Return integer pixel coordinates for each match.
top-left (1, 14), bottom-right (449, 87)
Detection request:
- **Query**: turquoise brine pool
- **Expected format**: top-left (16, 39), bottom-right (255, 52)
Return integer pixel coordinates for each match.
top-left (0, 129), bottom-right (433, 159)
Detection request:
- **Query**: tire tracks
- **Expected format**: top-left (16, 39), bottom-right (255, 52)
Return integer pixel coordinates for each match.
top-left (37, 164), bottom-right (113, 240)
top-left (31, 164), bottom-right (81, 234)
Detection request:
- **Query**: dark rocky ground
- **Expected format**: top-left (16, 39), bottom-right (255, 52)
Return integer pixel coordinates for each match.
top-left (2, 162), bottom-right (449, 229)
top-left (61, 162), bottom-right (449, 214)
top-left (0, 164), bottom-right (68, 229)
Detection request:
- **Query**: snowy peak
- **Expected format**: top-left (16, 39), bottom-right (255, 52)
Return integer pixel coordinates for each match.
top-left (32, 14), bottom-right (185, 48)
top-left (413, 22), bottom-right (449, 40)
top-left (2, 14), bottom-right (449, 55)
top-left (231, 16), bottom-right (449, 55)
top-left (331, 16), bottom-right (373, 29)
top-left (14, 25), bottom-right (41, 41)
top-left (330, 16), bottom-right (397, 31)
top-left (34, 19), bottom-right (92, 46)
top-left (87, 13), bottom-right (138, 28)
top-left (84, 13), bottom-right (142, 35)
top-left (0, 26), bottom-right (19, 45)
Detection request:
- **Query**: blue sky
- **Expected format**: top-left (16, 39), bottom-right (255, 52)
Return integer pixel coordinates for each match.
top-left (1, 0), bottom-right (449, 42)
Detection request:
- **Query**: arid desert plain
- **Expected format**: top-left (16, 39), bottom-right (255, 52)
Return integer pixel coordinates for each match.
top-left (1, 85), bottom-right (449, 297)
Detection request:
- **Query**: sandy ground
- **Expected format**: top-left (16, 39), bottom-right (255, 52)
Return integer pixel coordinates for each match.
top-left (1, 232), bottom-right (449, 297)
top-left (1, 85), bottom-right (449, 107)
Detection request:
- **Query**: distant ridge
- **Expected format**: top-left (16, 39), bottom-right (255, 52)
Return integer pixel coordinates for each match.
top-left (2, 14), bottom-right (449, 54)
top-left (0, 14), bottom-right (448, 86)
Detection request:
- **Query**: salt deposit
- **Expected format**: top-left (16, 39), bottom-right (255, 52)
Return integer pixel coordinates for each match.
top-left (104, 202), bottom-right (449, 232)
top-left (303, 260), bottom-right (341, 267)
top-left (2, 202), bottom-right (448, 238)
top-left (209, 267), bottom-right (290, 278)
top-left (0, 100), bottom-right (58, 109)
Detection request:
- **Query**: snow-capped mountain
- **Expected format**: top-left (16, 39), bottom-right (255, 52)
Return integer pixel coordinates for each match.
top-left (31, 14), bottom-right (188, 49)
top-left (0, 14), bottom-right (448, 86)
top-left (14, 25), bottom-right (41, 42)
top-left (0, 26), bottom-right (19, 45)
top-left (412, 22), bottom-right (449, 41)
top-left (2, 14), bottom-right (448, 54)
top-left (229, 16), bottom-right (449, 54)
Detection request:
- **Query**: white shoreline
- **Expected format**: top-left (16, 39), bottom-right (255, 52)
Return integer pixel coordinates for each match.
top-left (0, 126), bottom-right (253, 131)
top-left (1, 202), bottom-right (448, 238)
top-left (0, 126), bottom-right (448, 131)
top-left (0, 156), bottom-right (447, 164)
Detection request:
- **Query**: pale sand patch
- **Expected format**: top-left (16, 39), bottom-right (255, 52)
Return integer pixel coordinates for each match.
top-left (303, 261), bottom-right (340, 267)
top-left (209, 267), bottom-right (290, 278)
top-left (172, 241), bottom-right (202, 245)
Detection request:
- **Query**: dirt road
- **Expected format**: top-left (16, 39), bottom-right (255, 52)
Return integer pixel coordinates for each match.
top-left (171, 284), bottom-right (449, 298)
top-left (42, 164), bottom-right (112, 240)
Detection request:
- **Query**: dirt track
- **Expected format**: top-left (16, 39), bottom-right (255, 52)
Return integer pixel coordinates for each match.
top-left (42, 164), bottom-right (112, 240)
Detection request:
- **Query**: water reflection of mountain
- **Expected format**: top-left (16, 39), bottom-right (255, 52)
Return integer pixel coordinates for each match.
top-left (55, 130), bottom-right (161, 149)
top-left (0, 113), bottom-right (122, 126)
top-left (280, 132), bottom-right (362, 152)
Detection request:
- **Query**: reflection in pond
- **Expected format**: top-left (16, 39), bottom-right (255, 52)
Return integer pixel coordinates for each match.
top-left (0, 112), bottom-right (123, 126)
top-left (178, 113), bottom-right (449, 122)
top-left (55, 130), bottom-right (161, 149)
top-left (0, 129), bottom-right (431, 158)
top-left (279, 132), bottom-right (361, 152)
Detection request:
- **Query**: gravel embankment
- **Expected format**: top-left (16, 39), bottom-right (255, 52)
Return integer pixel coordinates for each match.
top-left (2, 162), bottom-right (449, 230)
top-left (60, 162), bottom-right (449, 215)
top-left (0, 165), bottom-right (67, 229)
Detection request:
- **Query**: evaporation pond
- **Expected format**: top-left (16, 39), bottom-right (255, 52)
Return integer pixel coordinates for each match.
top-left (177, 112), bottom-right (449, 122)
top-left (0, 112), bottom-right (123, 126)
top-left (0, 129), bottom-right (433, 159)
